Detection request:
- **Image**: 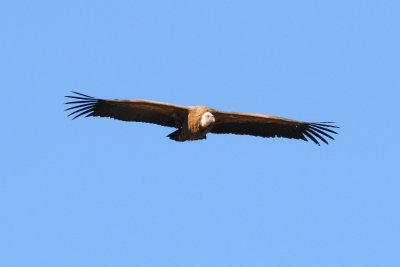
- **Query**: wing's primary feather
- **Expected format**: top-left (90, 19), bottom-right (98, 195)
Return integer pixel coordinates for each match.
top-left (65, 91), bottom-right (188, 128)
top-left (211, 111), bottom-right (338, 145)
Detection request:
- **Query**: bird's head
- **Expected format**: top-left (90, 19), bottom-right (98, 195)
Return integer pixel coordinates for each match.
top-left (200, 112), bottom-right (215, 128)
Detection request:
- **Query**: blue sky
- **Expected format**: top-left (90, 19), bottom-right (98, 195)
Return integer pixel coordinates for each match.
top-left (1, 1), bottom-right (399, 266)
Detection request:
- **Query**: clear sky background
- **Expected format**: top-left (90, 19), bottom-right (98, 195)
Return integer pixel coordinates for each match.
top-left (1, 1), bottom-right (399, 266)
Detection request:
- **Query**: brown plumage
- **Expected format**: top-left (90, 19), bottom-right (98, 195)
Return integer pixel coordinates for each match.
top-left (65, 91), bottom-right (339, 145)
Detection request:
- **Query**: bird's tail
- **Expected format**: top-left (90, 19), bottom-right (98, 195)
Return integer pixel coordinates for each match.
top-left (167, 129), bottom-right (183, 141)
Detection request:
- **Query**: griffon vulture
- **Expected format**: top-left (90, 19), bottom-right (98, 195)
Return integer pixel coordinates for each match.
top-left (65, 91), bottom-right (338, 145)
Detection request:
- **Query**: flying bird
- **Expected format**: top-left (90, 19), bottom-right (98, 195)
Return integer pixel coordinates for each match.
top-left (65, 91), bottom-right (338, 145)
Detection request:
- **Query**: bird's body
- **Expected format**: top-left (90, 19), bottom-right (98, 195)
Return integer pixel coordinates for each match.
top-left (65, 92), bottom-right (338, 145)
top-left (171, 107), bottom-right (216, 141)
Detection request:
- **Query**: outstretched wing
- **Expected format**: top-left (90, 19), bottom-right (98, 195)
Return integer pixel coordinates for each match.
top-left (65, 91), bottom-right (189, 128)
top-left (211, 111), bottom-right (338, 145)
